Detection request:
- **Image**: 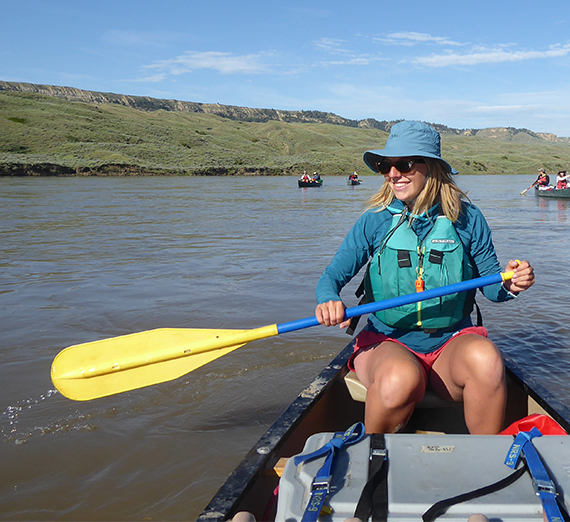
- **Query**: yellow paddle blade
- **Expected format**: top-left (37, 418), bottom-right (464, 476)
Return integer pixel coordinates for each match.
top-left (51, 325), bottom-right (278, 401)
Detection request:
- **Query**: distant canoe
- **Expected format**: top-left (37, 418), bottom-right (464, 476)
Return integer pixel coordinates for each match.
top-left (536, 187), bottom-right (570, 199)
top-left (298, 179), bottom-right (323, 188)
top-left (347, 179), bottom-right (361, 185)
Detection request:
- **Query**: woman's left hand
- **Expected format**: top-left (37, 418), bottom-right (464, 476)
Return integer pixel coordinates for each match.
top-left (503, 259), bottom-right (535, 293)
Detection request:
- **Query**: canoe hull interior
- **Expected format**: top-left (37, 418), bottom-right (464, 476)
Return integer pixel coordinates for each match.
top-left (197, 341), bottom-right (570, 521)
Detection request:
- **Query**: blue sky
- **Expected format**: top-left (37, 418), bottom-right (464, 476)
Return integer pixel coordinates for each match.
top-left (2, 0), bottom-right (570, 136)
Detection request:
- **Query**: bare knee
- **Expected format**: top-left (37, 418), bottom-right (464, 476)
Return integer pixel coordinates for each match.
top-left (368, 363), bottom-right (425, 409)
top-left (462, 338), bottom-right (505, 387)
top-left (232, 512), bottom-right (256, 522)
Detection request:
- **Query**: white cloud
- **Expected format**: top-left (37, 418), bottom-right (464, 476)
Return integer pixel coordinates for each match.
top-left (377, 32), bottom-right (464, 47)
top-left (313, 37), bottom-right (382, 67)
top-left (104, 30), bottom-right (183, 47)
top-left (146, 51), bottom-right (271, 76)
top-left (315, 56), bottom-right (381, 67)
top-left (126, 73), bottom-right (167, 83)
top-left (313, 37), bottom-right (352, 55)
top-left (414, 44), bottom-right (570, 67)
top-left (472, 104), bottom-right (543, 113)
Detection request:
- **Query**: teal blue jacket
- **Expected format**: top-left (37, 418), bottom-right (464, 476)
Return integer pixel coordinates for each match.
top-left (316, 199), bottom-right (515, 354)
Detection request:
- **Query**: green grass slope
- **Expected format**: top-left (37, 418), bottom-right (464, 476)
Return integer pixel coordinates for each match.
top-left (1, 90), bottom-right (570, 176)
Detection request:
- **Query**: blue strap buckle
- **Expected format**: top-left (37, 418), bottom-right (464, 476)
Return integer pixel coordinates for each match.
top-left (504, 427), bottom-right (564, 522)
top-left (534, 478), bottom-right (556, 496)
top-left (311, 477), bottom-right (332, 491)
top-left (296, 422), bottom-right (366, 522)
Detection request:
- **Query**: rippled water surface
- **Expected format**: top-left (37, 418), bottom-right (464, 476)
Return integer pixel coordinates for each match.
top-left (1, 175), bottom-right (569, 520)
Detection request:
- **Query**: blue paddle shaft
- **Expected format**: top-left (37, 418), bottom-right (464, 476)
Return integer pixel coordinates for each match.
top-left (276, 272), bottom-right (505, 334)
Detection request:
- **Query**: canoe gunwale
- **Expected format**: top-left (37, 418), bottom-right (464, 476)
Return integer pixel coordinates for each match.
top-left (535, 188), bottom-right (570, 198)
top-left (196, 340), bottom-right (356, 521)
top-left (502, 352), bottom-right (570, 432)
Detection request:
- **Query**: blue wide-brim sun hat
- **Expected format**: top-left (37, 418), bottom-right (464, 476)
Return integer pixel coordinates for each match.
top-left (363, 120), bottom-right (456, 174)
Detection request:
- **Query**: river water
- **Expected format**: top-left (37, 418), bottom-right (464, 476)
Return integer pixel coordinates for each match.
top-left (1, 174), bottom-right (570, 521)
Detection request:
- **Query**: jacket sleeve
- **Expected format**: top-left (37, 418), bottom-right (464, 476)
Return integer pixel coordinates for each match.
top-left (458, 203), bottom-right (515, 303)
top-left (315, 210), bottom-right (391, 304)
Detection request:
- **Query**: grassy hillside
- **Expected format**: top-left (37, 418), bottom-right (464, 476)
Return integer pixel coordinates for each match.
top-left (2, 89), bottom-right (570, 176)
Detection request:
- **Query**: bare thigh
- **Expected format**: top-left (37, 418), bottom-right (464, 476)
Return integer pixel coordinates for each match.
top-left (430, 334), bottom-right (505, 401)
top-left (353, 341), bottom-right (427, 398)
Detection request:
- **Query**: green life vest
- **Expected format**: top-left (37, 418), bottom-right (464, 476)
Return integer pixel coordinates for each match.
top-left (364, 213), bottom-right (474, 330)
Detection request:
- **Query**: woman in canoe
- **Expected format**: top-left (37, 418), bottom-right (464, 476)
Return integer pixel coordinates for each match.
top-left (556, 170), bottom-right (569, 189)
top-left (536, 168), bottom-right (550, 189)
top-left (315, 120), bottom-right (535, 435)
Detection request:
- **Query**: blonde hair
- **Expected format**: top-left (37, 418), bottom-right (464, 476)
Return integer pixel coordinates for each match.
top-left (366, 158), bottom-right (469, 223)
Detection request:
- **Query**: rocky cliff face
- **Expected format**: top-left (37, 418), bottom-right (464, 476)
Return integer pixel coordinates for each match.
top-left (1, 80), bottom-right (568, 141)
top-left (0, 80), bottom-right (357, 126)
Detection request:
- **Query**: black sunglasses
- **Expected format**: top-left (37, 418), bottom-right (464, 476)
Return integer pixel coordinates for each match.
top-left (376, 158), bottom-right (425, 175)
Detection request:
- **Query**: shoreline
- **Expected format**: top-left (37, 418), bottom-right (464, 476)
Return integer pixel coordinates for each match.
top-left (0, 162), bottom-right (539, 177)
top-left (0, 162), bottom-right (300, 177)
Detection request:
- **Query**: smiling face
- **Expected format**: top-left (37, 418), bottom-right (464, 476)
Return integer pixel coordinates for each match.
top-left (379, 157), bottom-right (429, 205)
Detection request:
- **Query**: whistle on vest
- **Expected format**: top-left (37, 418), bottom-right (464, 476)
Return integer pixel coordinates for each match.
top-left (415, 277), bottom-right (425, 292)
top-left (415, 246), bottom-right (426, 293)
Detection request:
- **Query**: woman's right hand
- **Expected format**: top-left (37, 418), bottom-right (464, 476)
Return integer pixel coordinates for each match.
top-left (316, 300), bottom-right (350, 329)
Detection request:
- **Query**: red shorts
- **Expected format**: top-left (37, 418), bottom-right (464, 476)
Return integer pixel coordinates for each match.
top-left (348, 326), bottom-right (489, 374)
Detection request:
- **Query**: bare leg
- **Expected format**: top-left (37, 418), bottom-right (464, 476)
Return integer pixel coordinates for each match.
top-left (353, 341), bottom-right (427, 433)
top-left (232, 512), bottom-right (256, 522)
top-left (431, 334), bottom-right (506, 434)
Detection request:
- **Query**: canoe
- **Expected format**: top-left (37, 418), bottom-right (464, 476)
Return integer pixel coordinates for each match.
top-left (197, 339), bottom-right (570, 521)
top-left (535, 187), bottom-right (570, 199)
top-left (347, 179), bottom-right (362, 186)
top-left (298, 179), bottom-right (323, 188)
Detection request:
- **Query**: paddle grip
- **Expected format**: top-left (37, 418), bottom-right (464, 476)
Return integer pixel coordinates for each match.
top-left (276, 272), bottom-right (509, 335)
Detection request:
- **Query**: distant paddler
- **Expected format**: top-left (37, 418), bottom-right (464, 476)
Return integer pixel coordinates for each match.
top-left (521, 167), bottom-right (549, 195)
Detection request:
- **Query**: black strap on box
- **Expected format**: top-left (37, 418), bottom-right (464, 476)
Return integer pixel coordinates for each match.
top-left (422, 464), bottom-right (528, 522)
top-left (354, 434), bottom-right (388, 522)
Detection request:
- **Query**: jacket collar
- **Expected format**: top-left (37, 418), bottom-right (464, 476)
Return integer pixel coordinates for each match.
top-left (386, 200), bottom-right (441, 241)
